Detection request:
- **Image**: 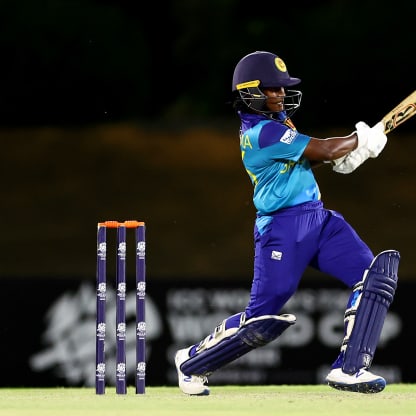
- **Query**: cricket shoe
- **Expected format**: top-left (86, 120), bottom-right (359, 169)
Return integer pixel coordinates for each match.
top-left (326, 368), bottom-right (386, 394)
top-left (175, 348), bottom-right (209, 396)
top-left (175, 348), bottom-right (210, 396)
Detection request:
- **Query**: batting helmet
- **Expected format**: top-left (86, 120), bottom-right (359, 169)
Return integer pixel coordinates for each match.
top-left (232, 51), bottom-right (302, 116)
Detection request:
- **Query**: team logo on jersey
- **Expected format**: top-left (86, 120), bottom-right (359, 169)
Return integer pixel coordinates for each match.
top-left (271, 250), bottom-right (283, 260)
top-left (280, 129), bottom-right (296, 144)
top-left (275, 57), bottom-right (287, 72)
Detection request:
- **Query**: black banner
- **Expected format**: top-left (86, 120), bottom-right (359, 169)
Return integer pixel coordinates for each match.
top-left (0, 277), bottom-right (412, 388)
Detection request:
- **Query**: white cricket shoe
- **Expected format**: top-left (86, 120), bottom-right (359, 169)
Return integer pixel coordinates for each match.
top-left (175, 348), bottom-right (210, 396)
top-left (326, 368), bottom-right (386, 393)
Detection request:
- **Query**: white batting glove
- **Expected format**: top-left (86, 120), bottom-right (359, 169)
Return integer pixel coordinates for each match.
top-left (366, 121), bottom-right (387, 158)
top-left (355, 121), bottom-right (371, 148)
top-left (332, 145), bottom-right (370, 174)
top-left (355, 120), bottom-right (387, 157)
top-left (331, 121), bottom-right (370, 168)
top-left (332, 121), bottom-right (387, 174)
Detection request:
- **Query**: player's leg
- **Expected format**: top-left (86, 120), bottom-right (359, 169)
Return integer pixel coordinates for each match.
top-left (314, 211), bottom-right (400, 393)
top-left (175, 222), bottom-right (301, 395)
top-left (177, 313), bottom-right (296, 373)
top-left (175, 208), bottom-right (319, 395)
top-left (175, 312), bottom-right (243, 396)
top-left (325, 249), bottom-right (399, 393)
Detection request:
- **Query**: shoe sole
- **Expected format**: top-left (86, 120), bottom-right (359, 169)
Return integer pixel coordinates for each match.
top-left (178, 380), bottom-right (210, 396)
top-left (327, 379), bottom-right (386, 394)
top-left (183, 388), bottom-right (210, 396)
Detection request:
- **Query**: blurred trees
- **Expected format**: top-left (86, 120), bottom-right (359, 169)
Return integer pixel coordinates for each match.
top-left (0, 1), bottom-right (415, 280)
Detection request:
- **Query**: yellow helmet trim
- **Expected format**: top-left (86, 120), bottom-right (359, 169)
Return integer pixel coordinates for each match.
top-left (236, 80), bottom-right (260, 90)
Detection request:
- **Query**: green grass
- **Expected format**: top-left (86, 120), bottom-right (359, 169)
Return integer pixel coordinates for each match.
top-left (0, 385), bottom-right (415, 416)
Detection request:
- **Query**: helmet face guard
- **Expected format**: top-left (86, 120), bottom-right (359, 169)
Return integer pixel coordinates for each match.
top-left (236, 80), bottom-right (302, 117)
top-left (232, 51), bottom-right (302, 118)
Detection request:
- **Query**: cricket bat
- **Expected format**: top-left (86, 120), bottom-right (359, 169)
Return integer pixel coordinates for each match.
top-left (382, 90), bottom-right (416, 134)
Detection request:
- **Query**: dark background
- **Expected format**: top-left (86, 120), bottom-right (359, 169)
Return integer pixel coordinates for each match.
top-left (0, 0), bottom-right (415, 281)
top-left (1, 0), bottom-right (415, 128)
top-left (0, 0), bottom-right (415, 389)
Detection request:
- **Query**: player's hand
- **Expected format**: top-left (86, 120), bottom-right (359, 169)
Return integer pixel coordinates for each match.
top-left (368, 121), bottom-right (387, 157)
top-left (355, 121), bottom-right (371, 148)
top-left (356, 121), bottom-right (387, 158)
top-left (332, 145), bottom-right (369, 174)
top-left (332, 121), bottom-right (387, 174)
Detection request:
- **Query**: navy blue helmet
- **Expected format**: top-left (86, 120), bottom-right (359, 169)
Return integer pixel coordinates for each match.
top-left (232, 51), bottom-right (302, 117)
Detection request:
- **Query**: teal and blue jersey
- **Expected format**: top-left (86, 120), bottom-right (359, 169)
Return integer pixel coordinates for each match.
top-left (239, 111), bottom-right (321, 215)
top-left (237, 111), bottom-right (373, 321)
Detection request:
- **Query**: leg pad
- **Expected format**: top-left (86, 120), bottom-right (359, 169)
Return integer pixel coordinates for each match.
top-left (180, 314), bottom-right (296, 376)
top-left (342, 250), bottom-right (400, 374)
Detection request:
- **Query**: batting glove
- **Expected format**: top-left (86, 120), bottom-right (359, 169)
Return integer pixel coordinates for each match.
top-left (356, 121), bottom-right (387, 158)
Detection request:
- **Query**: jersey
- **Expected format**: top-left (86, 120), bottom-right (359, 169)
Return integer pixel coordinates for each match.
top-left (239, 111), bottom-right (320, 215)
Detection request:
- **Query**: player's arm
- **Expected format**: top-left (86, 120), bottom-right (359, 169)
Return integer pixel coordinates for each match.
top-left (304, 122), bottom-right (388, 173)
top-left (304, 133), bottom-right (358, 162)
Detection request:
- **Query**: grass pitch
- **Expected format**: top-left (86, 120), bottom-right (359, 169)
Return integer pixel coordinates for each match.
top-left (0, 385), bottom-right (415, 416)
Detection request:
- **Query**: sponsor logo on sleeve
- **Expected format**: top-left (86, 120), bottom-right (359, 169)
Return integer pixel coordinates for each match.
top-left (280, 129), bottom-right (296, 144)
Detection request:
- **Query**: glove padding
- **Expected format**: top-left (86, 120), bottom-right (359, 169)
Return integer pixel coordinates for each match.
top-left (332, 121), bottom-right (387, 174)
top-left (356, 121), bottom-right (387, 158)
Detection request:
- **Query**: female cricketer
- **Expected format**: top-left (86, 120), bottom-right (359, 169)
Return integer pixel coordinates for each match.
top-left (175, 51), bottom-right (400, 396)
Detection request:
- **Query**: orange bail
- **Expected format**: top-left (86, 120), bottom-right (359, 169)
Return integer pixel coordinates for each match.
top-left (97, 220), bottom-right (145, 228)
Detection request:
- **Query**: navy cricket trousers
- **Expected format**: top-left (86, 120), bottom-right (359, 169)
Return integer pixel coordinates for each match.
top-left (244, 201), bottom-right (374, 319)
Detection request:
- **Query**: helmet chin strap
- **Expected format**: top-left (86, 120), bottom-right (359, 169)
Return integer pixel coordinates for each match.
top-left (265, 108), bottom-right (300, 123)
top-left (261, 110), bottom-right (286, 122)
